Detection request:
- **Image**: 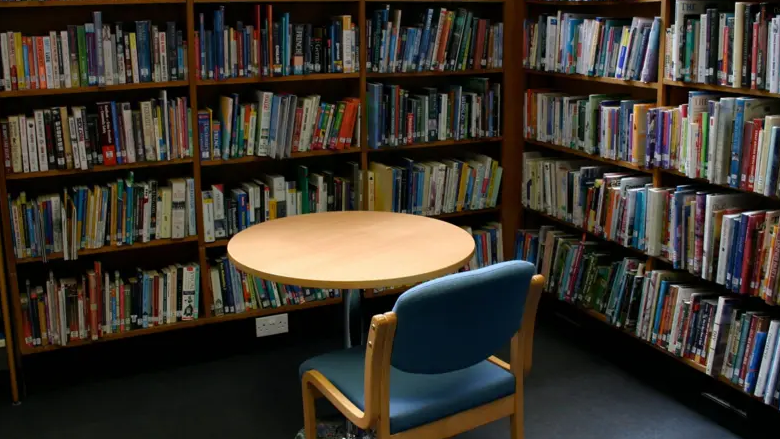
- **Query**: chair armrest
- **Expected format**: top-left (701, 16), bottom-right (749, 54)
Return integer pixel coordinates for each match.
top-left (302, 370), bottom-right (370, 429)
top-left (487, 355), bottom-right (511, 372)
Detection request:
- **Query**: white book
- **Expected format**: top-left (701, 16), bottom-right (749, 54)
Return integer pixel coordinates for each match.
top-left (705, 296), bottom-right (738, 375)
top-left (139, 101), bottom-right (155, 161)
top-left (209, 267), bottom-right (223, 316)
top-left (255, 91), bottom-right (273, 155)
top-left (756, 320), bottom-right (780, 397)
top-left (247, 105), bottom-right (257, 156)
top-left (0, 33), bottom-right (10, 91)
top-left (116, 28), bottom-right (126, 85)
top-left (772, 18), bottom-right (780, 93)
top-left (160, 32), bottom-right (168, 82)
top-left (130, 33), bottom-right (140, 84)
top-left (186, 178), bottom-right (196, 236)
top-left (142, 183), bottom-right (152, 243)
top-left (716, 214), bottom-right (741, 284)
top-left (733, 3), bottom-right (747, 88)
top-left (698, 13), bottom-right (707, 83)
top-left (211, 184), bottom-right (226, 237)
top-left (68, 116), bottom-right (80, 170)
top-left (25, 118), bottom-right (38, 173)
top-left (702, 193), bottom-right (752, 280)
top-left (73, 107), bottom-right (88, 171)
top-left (713, 98), bottom-right (736, 184)
top-left (18, 116), bottom-right (29, 173)
top-left (42, 36), bottom-right (54, 91)
top-left (756, 116), bottom-right (780, 193)
top-left (60, 31), bottom-right (71, 88)
top-left (120, 103), bottom-right (136, 163)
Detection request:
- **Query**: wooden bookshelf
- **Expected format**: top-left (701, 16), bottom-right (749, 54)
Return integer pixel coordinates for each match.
top-left (519, 0), bottom-right (780, 415)
top-left (0, 0), bottom-right (513, 401)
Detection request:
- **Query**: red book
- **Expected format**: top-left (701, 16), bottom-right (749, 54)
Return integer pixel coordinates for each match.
top-left (741, 212), bottom-right (766, 295)
top-left (738, 121), bottom-right (755, 190)
top-left (722, 26), bottom-right (729, 86)
top-left (338, 100), bottom-right (357, 149)
top-left (35, 37), bottom-right (46, 89)
top-left (752, 21), bottom-right (759, 89)
top-left (95, 262), bottom-right (103, 336)
top-left (291, 105), bottom-right (304, 152)
top-left (88, 271), bottom-right (98, 340)
top-left (266, 5), bottom-right (273, 77)
top-left (194, 32), bottom-right (200, 80)
top-left (406, 112), bottom-right (413, 146)
top-left (746, 118), bottom-right (764, 191)
top-left (236, 30), bottom-right (244, 77)
top-left (255, 5), bottom-right (262, 75)
top-left (474, 19), bottom-right (486, 69)
top-left (739, 315), bottom-right (759, 384)
top-left (96, 102), bottom-right (117, 165)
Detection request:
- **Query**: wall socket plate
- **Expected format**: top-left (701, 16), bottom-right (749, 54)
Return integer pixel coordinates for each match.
top-left (255, 313), bottom-right (289, 337)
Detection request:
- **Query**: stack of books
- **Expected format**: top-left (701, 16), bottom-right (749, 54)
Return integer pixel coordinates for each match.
top-left (368, 154), bottom-right (501, 215)
top-left (367, 6), bottom-right (503, 73)
top-left (201, 164), bottom-right (361, 242)
top-left (366, 78), bottom-right (501, 148)
top-left (20, 261), bottom-right (201, 348)
top-left (667, 1), bottom-right (780, 91)
top-left (1, 12), bottom-right (186, 92)
top-left (461, 222), bottom-right (504, 271)
top-left (2, 91), bottom-right (193, 174)
top-left (208, 254), bottom-right (340, 316)
top-left (8, 174), bottom-right (197, 260)
top-left (524, 14), bottom-right (662, 83)
top-left (196, 6), bottom-right (357, 80)
top-left (198, 92), bottom-right (360, 161)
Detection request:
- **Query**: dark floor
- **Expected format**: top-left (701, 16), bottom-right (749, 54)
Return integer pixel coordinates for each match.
top-left (0, 315), bottom-right (748, 439)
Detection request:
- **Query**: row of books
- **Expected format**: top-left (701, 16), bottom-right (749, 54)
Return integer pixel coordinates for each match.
top-left (208, 255), bottom-right (341, 315)
top-left (8, 175), bottom-right (197, 260)
top-left (366, 79), bottom-right (501, 149)
top-left (198, 92), bottom-right (360, 161)
top-left (667, 1), bottom-right (780, 92)
top-left (523, 88), bottom-right (780, 198)
top-left (1, 13), bottom-right (186, 92)
top-left (522, 153), bottom-right (780, 305)
top-left (20, 261), bottom-right (201, 348)
top-left (366, 6), bottom-right (503, 74)
top-left (529, 227), bottom-right (780, 406)
top-left (523, 14), bottom-right (661, 83)
top-left (1, 91), bottom-right (193, 175)
top-left (196, 6), bottom-right (357, 81)
top-left (368, 154), bottom-right (501, 215)
top-left (201, 164), bottom-right (361, 242)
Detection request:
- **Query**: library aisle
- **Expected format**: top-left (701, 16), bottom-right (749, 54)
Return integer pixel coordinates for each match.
top-left (0, 319), bottom-right (742, 439)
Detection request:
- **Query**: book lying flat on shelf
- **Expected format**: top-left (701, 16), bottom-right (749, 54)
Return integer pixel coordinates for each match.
top-left (1, 90), bottom-right (192, 174)
top-left (20, 261), bottom-right (201, 348)
top-left (196, 6), bottom-right (357, 80)
top-left (8, 173), bottom-right (197, 260)
top-left (0, 11), bottom-right (186, 92)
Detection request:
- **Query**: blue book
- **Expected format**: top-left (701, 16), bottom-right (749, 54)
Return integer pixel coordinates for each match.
top-left (199, 13), bottom-right (206, 78)
top-left (417, 9), bottom-right (434, 71)
top-left (766, 126), bottom-right (780, 193)
top-left (731, 213), bottom-right (750, 293)
top-left (746, 331), bottom-right (768, 394)
top-left (633, 190), bottom-right (644, 248)
top-left (729, 98), bottom-right (749, 187)
top-left (651, 280), bottom-right (670, 343)
top-left (416, 166), bottom-right (424, 215)
top-left (725, 216), bottom-right (741, 288)
top-left (474, 233), bottom-right (483, 267)
top-left (109, 102), bottom-right (122, 164)
top-left (565, 19), bottom-right (584, 74)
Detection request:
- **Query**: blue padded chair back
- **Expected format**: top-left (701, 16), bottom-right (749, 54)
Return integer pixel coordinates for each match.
top-left (390, 260), bottom-right (535, 374)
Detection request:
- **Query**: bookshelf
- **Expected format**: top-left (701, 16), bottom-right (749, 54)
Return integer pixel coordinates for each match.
top-left (519, 0), bottom-right (780, 417)
top-left (0, 0), bottom-right (515, 398)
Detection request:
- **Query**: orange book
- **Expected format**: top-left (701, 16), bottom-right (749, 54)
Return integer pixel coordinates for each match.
top-left (337, 100), bottom-right (356, 150)
top-left (266, 5), bottom-right (274, 76)
top-left (436, 12), bottom-right (454, 71)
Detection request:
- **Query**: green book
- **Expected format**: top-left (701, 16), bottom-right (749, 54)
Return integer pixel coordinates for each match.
top-left (297, 165), bottom-right (309, 214)
top-left (77, 25), bottom-right (88, 86)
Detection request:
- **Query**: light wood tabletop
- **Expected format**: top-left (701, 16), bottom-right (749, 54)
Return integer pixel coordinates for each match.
top-left (227, 211), bottom-right (476, 289)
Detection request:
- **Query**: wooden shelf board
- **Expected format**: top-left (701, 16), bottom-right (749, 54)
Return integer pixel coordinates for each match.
top-left (196, 72), bottom-right (359, 86)
top-left (195, 0), bottom-right (352, 2)
top-left (21, 297), bottom-right (342, 355)
top-left (369, 137), bottom-right (503, 152)
top-left (16, 236), bottom-right (199, 264)
top-left (0, 80), bottom-right (187, 98)
top-left (524, 139), bottom-right (652, 174)
top-left (661, 169), bottom-right (780, 201)
top-left (663, 80), bottom-right (780, 98)
top-left (524, 69), bottom-right (658, 89)
top-left (526, 0), bottom-right (659, 4)
top-left (366, 68), bottom-right (503, 78)
top-left (366, 0), bottom-right (504, 2)
top-left (204, 239), bottom-right (230, 248)
top-left (5, 158), bottom-right (194, 181)
top-left (201, 148), bottom-right (360, 166)
top-left (0, 0), bottom-right (183, 7)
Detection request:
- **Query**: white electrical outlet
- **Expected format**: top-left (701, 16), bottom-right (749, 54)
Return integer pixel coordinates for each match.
top-left (256, 313), bottom-right (289, 337)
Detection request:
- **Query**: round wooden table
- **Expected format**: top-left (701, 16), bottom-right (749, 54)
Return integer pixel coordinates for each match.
top-left (228, 210), bottom-right (476, 290)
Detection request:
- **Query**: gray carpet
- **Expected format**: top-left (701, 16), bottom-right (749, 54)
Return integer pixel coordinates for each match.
top-left (0, 320), bottom-right (742, 439)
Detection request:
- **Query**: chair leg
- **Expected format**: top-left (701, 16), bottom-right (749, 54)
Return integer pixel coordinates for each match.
top-left (509, 391), bottom-right (524, 439)
top-left (302, 381), bottom-right (318, 439)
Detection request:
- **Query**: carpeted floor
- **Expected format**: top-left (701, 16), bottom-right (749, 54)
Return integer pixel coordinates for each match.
top-left (0, 316), bottom-right (746, 439)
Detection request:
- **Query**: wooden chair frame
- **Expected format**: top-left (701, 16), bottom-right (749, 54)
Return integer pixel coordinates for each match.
top-left (301, 274), bottom-right (544, 439)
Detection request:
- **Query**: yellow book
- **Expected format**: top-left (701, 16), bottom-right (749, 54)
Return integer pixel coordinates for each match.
top-left (369, 162), bottom-right (394, 211)
top-left (269, 199), bottom-right (277, 220)
top-left (15, 33), bottom-right (24, 90)
top-left (129, 33), bottom-right (138, 83)
top-left (487, 161), bottom-right (498, 207)
top-left (59, 107), bottom-right (73, 169)
top-left (456, 163), bottom-right (469, 212)
top-left (631, 104), bottom-right (655, 165)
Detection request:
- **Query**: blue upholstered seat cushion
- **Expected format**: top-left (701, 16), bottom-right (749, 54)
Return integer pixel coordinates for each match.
top-left (300, 346), bottom-right (515, 434)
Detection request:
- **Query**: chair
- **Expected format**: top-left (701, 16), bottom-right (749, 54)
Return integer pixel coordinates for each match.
top-left (300, 260), bottom-right (544, 439)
